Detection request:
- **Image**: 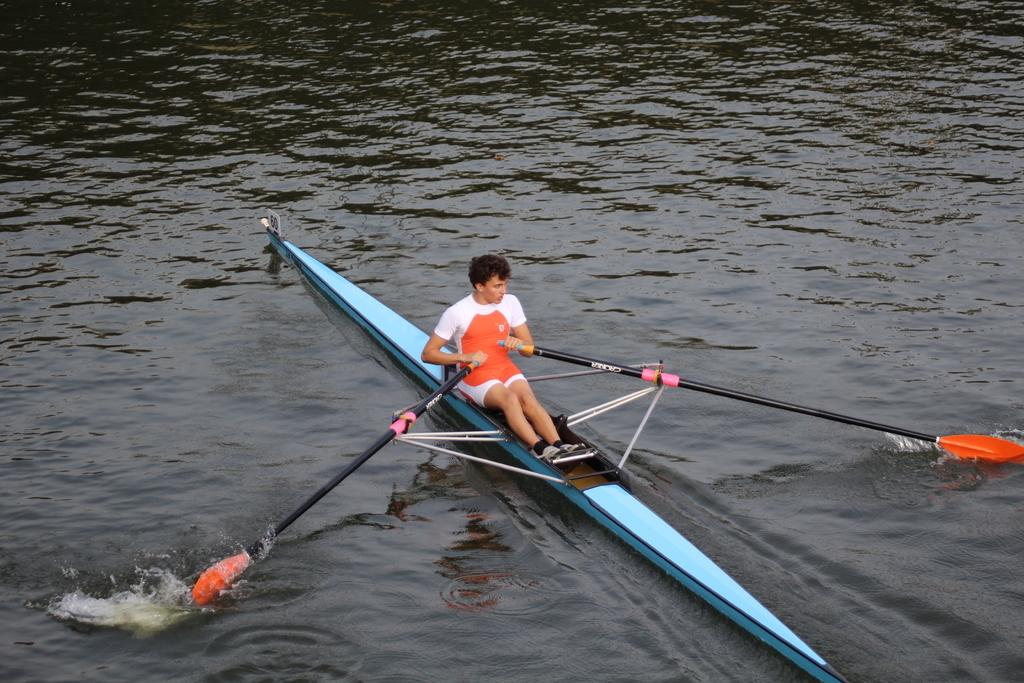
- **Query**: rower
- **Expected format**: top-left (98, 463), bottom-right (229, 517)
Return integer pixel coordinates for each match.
top-left (421, 254), bottom-right (585, 461)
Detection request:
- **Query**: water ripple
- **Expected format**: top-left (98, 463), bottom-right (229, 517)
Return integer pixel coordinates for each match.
top-left (202, 624), bottom-right (361, 682)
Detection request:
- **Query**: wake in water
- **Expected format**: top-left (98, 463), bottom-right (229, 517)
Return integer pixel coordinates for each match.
top-left (47, 567), bottom-right (199, 637)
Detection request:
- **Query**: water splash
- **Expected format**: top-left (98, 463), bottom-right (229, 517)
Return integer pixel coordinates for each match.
top-left (47, 567), bottom-right (197, 637)
top-left (884, 433), bottom-right (939, 456)
top-left (998, 428), bottom-right (1024, 444)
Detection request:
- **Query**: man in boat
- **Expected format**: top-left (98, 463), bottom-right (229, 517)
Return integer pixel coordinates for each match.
top-left (421, 254), bottom-right (583, 461)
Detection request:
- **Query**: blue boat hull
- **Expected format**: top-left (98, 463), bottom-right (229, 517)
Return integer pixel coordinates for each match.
top-left (268, 230), bottom-right (848, 683)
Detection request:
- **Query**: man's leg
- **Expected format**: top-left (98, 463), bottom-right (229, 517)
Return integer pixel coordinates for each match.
top-left (482, 382), bottom-right (543, 447)
top-left (507, 379), bottom-right (561, 446)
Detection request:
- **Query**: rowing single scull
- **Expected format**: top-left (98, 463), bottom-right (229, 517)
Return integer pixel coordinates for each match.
top-left (257, 210), bottom-right (849, 683)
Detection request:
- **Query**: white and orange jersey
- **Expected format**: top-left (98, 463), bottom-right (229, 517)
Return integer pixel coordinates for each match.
top-left (433, 293), bottom-right (526, 386)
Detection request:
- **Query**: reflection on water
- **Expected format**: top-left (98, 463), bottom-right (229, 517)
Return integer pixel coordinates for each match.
top-left (434, 512), bottom-right (532, 615)
top-left (384, 460), bottom-right (564, 617)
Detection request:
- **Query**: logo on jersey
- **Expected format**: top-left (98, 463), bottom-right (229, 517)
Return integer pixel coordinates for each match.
top-left (498, 324), bottom-right (505, 332)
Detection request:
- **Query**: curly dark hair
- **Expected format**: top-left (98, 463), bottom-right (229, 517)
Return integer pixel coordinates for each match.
top-left (468, 254), bottom-right (511, 286)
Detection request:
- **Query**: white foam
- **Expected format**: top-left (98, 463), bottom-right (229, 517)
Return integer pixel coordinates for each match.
top-left (48, 568), bottom-right (196, 637)
top-left (885, 433), bottom-right (932, 452)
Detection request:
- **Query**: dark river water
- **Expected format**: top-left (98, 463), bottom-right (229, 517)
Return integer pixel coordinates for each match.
top-left (3, 1), bottom-right (1023, 681)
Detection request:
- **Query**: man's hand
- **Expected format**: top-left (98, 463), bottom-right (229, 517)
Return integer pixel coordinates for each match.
top-left (503, 335), bottom-right (532, 356)
top-left (465, 350), bottom-right (488, 366)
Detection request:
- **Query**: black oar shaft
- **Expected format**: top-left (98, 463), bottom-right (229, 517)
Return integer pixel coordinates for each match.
top-left (245, 365), bottom-right (473, 557)
top-left (672, 377), bottom-right (939, 443)
top-left (522, 344), bottom-right (941, 445)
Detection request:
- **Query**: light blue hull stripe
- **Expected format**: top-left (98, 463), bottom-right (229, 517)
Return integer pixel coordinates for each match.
top-left (583, 484), bottom-right (825, 667)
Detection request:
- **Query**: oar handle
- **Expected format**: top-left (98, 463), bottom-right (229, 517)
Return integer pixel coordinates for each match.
top-left (498, 339), bottom-right (534, 356)
top-left (509, 343), bottom-right (941, 444)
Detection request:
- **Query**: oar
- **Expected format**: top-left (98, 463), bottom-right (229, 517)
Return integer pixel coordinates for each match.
top-left (501, 342), bottom-right (1024, 463)
top-left (191, 364), bottom-right (476, 605)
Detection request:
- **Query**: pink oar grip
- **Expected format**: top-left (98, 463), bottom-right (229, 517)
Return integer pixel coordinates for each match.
top-left (642, 369), bottom-right (680, 386)
top-left (389, 412), bottom-right (418, 435)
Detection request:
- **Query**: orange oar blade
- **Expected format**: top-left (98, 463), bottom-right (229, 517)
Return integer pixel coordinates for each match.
top-left (192, 552), bottom-right (251, 606)
top-left (938, 435), bottom-right (1024, 462)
